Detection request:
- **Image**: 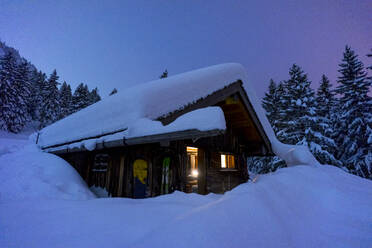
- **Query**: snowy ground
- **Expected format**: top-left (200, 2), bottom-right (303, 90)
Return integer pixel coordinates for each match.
top-left (1, 134), bottom-right (372, 248)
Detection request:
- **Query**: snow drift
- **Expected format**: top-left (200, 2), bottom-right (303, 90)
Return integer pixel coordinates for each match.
top-left (0, 145), bottom-right (95, 201)
top-left (1, 159), bottom-right (371, 248)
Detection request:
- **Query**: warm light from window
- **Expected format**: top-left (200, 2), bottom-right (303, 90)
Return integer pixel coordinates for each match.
top-left (187, 146), bottom-right (198, 153)
top-left (221, 154), bottom-right (235, 168)
top-left (221, 154), bottom-right (227, 168)
top-left (191, 169), bottom-right (199, 177)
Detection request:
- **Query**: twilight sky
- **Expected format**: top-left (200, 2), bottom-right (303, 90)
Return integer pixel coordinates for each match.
top-left (0, 0), bottom-right (371, 98)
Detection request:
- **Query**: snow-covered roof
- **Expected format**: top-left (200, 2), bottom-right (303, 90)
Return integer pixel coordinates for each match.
top-left (36, 63), bottom-right (319, 166)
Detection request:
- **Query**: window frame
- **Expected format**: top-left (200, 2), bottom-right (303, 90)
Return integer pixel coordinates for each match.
top-left (219, 152), bottom-right (237, 171)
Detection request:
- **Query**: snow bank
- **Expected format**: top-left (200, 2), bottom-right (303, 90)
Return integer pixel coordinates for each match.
top-left (0, 127), bottom-right (37, 156)
top-left (0, 144), bottom-right (95, 201)
top-left (1, 165), bottom-right (371, 248)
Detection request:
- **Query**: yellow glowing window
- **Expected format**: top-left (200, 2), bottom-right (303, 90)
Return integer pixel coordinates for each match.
top-left (186, 146), bottom-right (198, 178)
top-left (186, 146), bottom-right (198, 153)
top-left (221, 154), bottom-right (235, 169)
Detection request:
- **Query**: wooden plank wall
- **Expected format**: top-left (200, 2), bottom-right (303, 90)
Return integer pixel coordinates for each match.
top-left (58, 127), bottom-right (252, 198)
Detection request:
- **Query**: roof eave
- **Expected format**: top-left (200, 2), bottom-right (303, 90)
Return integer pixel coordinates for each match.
top-left (45, 128), bottom-right (225, 154)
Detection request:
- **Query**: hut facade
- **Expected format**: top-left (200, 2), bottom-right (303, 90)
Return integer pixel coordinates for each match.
top-left (38, 63), bottom-right (275, 198)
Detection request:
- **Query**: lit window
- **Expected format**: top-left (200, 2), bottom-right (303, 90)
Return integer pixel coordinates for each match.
top-left (220, 154), bottom-right (235, 169)
top-left (186, 146), bottom-right (198, 178)
top-left (186, 146), bottom-right (198, 153)
top-left (221, 154), bottom-right (227, 168)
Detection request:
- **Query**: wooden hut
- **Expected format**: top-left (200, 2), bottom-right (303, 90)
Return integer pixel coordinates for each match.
top-left (38, 63), bottom-right (274, 198)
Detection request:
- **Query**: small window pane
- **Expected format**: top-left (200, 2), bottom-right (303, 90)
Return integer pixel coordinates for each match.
top-left (220, 154), bottom-right (235, 169)
top-left (221, 154), bottom-right (227, 168)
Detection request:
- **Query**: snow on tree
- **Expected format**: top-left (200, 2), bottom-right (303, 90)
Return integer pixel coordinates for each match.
top-left (272, 64), bottom-right (339, 166)
top-left (262, 79), bottom-right (287, 137)
top-left (313, 75), bottom-right (341, 166)
top-left (39, 70), bottom-right (61, 128)
top-left (335, 46), bottom-right (372, 178)
top-left (262, 79), bottom-right (277, 130)
top-left (247, 156), bottom-right (285, 174)
top-left (89, 87), bottom-right (101, 105)
top-left (279, 64), bottom-right (316, 144)
top-left (260, 79), bottom-right (287, 172)
top-left (13, 61), bottom-right (32, 130)
top-left (0, 51), bottom-right (20, 132)
top-left (160, 69), bottom-right (168, 79)
top-left (1, 41), bottom-right (105, 132)
top-left (28, 70), bottom-right (43, 121)
top-left (59, 81), bottom-right (73, 119)
top-left (72, 83), bottom-right (90, 113)
top-left (109, 88), bottom-right (118, 96)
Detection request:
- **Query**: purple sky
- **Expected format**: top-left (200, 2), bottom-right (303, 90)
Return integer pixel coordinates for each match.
top-left (0, 0), bottom-right (371, 98)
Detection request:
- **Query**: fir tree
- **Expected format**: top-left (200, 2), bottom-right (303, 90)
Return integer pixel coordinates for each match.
top-left (89, 87), bottom-right (101, 105)
top-left (262, 79), bottom-right (277, 129)
top-left (160, 69), bottom-right (168, 79)
top-left (59, 81), bottom-right (73, 119)
top-left (271, 82), bottom-right (287, 141)
top-left (13, 61), bottom-right (32, 130)
top-left (314, 75), bottom-right (341, 166)
top-left (39, 70), bottom-right (61, 128)
top-left (262, 79), bottom-right (287, 136)
top-left (0, 51), bottom-right (19, 132)
top-left (72, 83), bottom-right (90, 112)
top-left (29, 71), bottom-right (46, 121)
top-left (276, 64), bottom-right (338, 165)
top-left (335, 46), bottom-right (372, 178)
top-left (281, 64), bottom-right (316, 145)
top-left (109, 88), bottom-right (118, 96)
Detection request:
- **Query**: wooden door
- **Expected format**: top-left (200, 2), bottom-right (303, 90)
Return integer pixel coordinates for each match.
top-left (133, 159), bottom-right (148, 198)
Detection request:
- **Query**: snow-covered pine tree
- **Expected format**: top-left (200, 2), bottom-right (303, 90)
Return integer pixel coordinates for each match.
top-left (365, 49), bottom-right (372, 177)
top-left (281, 64), bottom-right (315, 144)
top-left (278, 64), bottom-right (337, 165)
top-left (313, 75), bottom-right (341, 166)
top-left (160, 69), bottom-right (168, 79)
top-left (260, 79), bottom-right (287, 171)
top-left (59, 81), bottom-right (73, 119)
top-left (89, 87), bottom-right (101, 105)
top-left (270, 82), bottom-right (287, 142)
top-left (12, 61), bottom-right (32, 131)
top-left (72, 83), bottom-right (90, 113)
top-left (39, 69), bottom-right (61, 128)
top-left (0, 51), bottom-right (19, 132)
top-left (262, 79), bottom-right (277, 130)
top-left (335, 46), bottom-right (372, 178)
top-left (262, 79), bottom-right (287, 137)
top-left (29, 71), bottom-right (46, 121)
top-left (109, 88), bottom-right (118, 96)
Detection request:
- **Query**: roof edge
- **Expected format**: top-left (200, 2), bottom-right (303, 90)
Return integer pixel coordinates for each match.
top-left (45, 128), bottom-right (225, 154)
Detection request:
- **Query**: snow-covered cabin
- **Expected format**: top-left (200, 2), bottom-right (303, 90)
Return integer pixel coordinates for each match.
top-left (37, 63), bottom-right (276, 198)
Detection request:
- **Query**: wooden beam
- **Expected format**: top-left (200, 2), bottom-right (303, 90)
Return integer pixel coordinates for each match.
top-left (117, 155), bottom-right (125, 197)
top-left (157, 81), bottom-right (243, 125)
top-left (197, 148), bottom-right (207, 195)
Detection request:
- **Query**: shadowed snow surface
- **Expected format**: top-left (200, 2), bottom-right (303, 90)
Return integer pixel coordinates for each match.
top-left (0, 140), bottom-right (371, 248)
top-left (0, 145), bottom-right (95, 201)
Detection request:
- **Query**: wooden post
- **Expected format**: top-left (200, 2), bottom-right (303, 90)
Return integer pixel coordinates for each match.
top-left (117, 154), bottom-right (125, 197)
top-left (197, 148), bottom-right (207, 195)
top-left (105, 156), bottom-right (112, 196)
top-left (147, 155), bottom-right (153, 197)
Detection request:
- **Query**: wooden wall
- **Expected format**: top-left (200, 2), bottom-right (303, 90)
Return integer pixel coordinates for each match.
top-left (58, 127), bottom-right (252, 198)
